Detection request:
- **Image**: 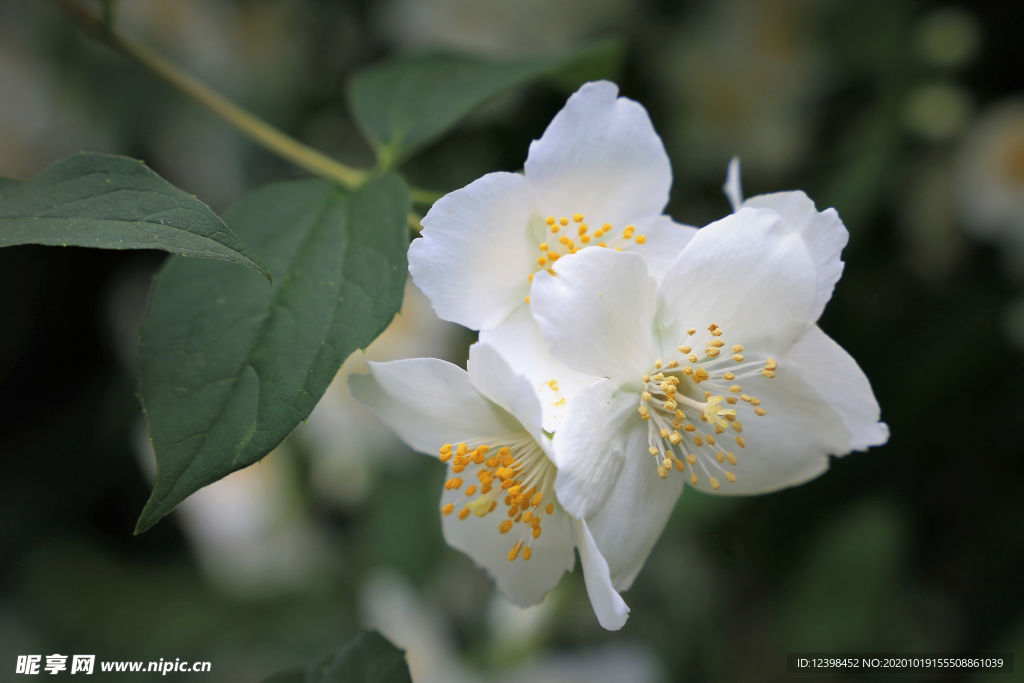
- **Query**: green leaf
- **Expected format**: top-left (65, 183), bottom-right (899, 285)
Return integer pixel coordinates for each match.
top-left (261, 632), bottom-right (412, 683)
top-left (135, 174), bottom-right (409, 532)
top-left (347, 40), bottom-right (622, 167)
top-left (0, 153), bottom-right (270, 281)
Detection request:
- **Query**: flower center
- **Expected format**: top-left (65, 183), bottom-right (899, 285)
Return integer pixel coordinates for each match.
top-left (636, 323), bottom-right (776, 488)
top-left (436, 433), bottom-right (558, 562)
top-left (524, 213), bottom-right (647, 301)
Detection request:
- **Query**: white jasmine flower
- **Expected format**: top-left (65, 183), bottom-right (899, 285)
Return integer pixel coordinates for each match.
top-left (348, 343), bottom-right (629, 630)
top-left (410, 81), bottom-right (697, 428)
top-left (530, 194), bottom-right (888, 590)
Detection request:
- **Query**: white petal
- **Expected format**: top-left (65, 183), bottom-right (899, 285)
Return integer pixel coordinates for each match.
top-left (466, 341), bottom-right (552, 458)
top-left (347, 358), bottom-right (519, 455)
top-left (743, 191), bottom-right (849, 322)
top-left (570, 517), bottom-right (629, 631)
top-left (723, 156), bottom-right (743, 212)
top-left (410, 172), bottom-right (538, 330)
top-left (532, 248), bottom-right (658, 384)
top-left (656, 207), bottom-right (817, 359)
top-left (584, 419), bottom-right (684, 591)
top-left (524, 81), bottom-right (671, 228)
top-left (479, 305), bottom-right (601, 433)
top-left (443, 478), bottom-right (575, 607)
top-left (551, 380), bottom-right (638, 519)
top-left (621, 215), bottom-right (699, 282)
top-left (784, 325), bottom-right (889, 451)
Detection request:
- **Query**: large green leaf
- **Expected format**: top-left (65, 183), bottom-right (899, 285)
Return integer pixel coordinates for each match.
top-left (0, 153), bottom-right (270, 280)
top-left (347, 40), bottom-right (622, 167)
top-left (136, 174), bottom-right (409, 532)
top-left (261, 632), bottom-right (412, 683)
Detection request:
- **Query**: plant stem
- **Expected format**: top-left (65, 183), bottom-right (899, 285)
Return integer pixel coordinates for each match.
top-left (410, 187), bottom-right (444, 206)
top-left (51, 0), bottom-right (367, 188)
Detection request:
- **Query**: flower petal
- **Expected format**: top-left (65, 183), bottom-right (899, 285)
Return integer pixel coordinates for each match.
top-left (723, 156), bottom-right (743, 212)
top-left (743, 191), bottom-right (849, 322)
top-left (348, 358), bottom-right (519, 455)
top-left (622, 215), bottom-right (700, 282)
top-left (552, 379), bottom-right (638, 519)
top-left (784, 325), bottom-right (889, 452)
top-left (532, 248), bottom-right (658, 383)
top-left (570, 517), bottom-right (630, 631)
top-left (524, 81), bottom-right (671, 228)
top-left (410, 172), bottom-right (538, 330)
top-left (656, 207), bottom-right (817, 359)
top-left (443, 480), bottom-right (575, 607)
top-left (479, 305), bottom-right (601, 433)
top-left (584, 419), bottom-right (684, 591)
top-left (466, 341), bottom-right (552, 458)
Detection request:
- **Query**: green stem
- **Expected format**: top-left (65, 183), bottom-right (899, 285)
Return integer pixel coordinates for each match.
top-left (410, 187), bottom-right (444, 206)
top-left (52, 0), bottom-right (367, 188)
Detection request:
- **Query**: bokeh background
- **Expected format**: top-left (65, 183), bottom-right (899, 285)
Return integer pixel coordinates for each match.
top-left (2, 0), bottom-right (1023, 681)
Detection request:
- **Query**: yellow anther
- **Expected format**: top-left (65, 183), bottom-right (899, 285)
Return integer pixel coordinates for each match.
top-left (723, 372), bottom-right (735, 380)
top-left (732, 421), bottom-right (743, 432)
top-left (706, 435), bottom-right (716, 445)
top-left (686, 328), bottom-right (696, 336)
top-left (762, 370), bottom-right (776, 378)
top-left (726, 397), bottom-right (737, 405)
top-left (707, 347), bottom-right (721, 357)
top-left (545, 502), bottom-right (554, 515)
top-left (578, 224), bottom-right (588, 235)
top-left (639, 406), bottom-right (651, 420)
top-left (682, 366), bottom-right (693, 376)
top-left (507, 506), bottom-right (519, 517)
top-left (558, 236), bottom-right (569, 245)
top-left (740, 394), bottom-right (751, 402)
top-left (642, 391), bottom-right (652, 401)
top-left (503, 456), bottom-right (515, 467)
top-left (602, 223), bottom-right (612, 232)
top-left (715, 424), bottom-right (726, 434)
top-left (509, 485), bottom-right (521, 496)
top-left (523, 547), bottom-right (532, 561)
top-left (499, 447), bottom-right (511, 456)
top-left (654, 359), bottom-right (663, 369)
top-left (686, 454), bottom-right (697, 465)
top-left (598, 242), bottom-right (606, 247)
top-left (665, 400), bottom-right (677, 411)
top-left (523, 511), bottom-right (533, 523)
top-left (580, 234), bottom-right (591, 243)
top-left (679, 345), bottom-right (691, 354)
top-left (508, 542), bottom-right (521, 561)
top-left (635, 235), bottom-right (646, 244)
top-left (674, 459), bottom-right (685, 471)
top-left (551, 225), bottom-right (560, 234)
top-left (642, 374), bottom-right (651, 383)
top-left (539, 242), bottom-right (548, 251)
top-left (725, 472), bottom-right (737, 482)
top-left (750, 397), bottom-right (762, 406)
top-left (688, 354), bottom-right (698, 363)
top-left (465, 485), bottom-right (477, 496)
top-left (532, 493), bottom-right (544, 507)
top-left (442, 503), bottom-right (455, 516)
top-left (657, 466), bottom-right (668, 479)
top-left (710, 477), bottom-right (720, 490)
top-left (709, 339), bottom-right (725, 348)
top-left (559, 217), bottom-right (569, 226)
top-left (527, 273), bottom-right (534, 282)
top-left (439, 451), bottom-right (452, 463)
top-left (708, 323), bottom-right (719, 332)
top-left (649, 446), bottom-right (659, 455)
top-left (755, 407), bottom-right (767, 416)
top-left (573, 213), bottom-right (584, 223)
top-left (547, 251), bottom-right (560, 261)
top-left (727, 452), bottom-right (737, 465)
top-left (675, 409), bottom-right (684, 419)
top-left (736, 436), bottom-right (746, 448)
top-left (457, 443), bottom-right (468, 455)
top-left (458, 508), bottom-right (470, 520)
top-left (766, 358), bottom-right (778, 370)
top-left (715, 451), bottom-right (725, 463)
top-left (690, 473), bottom-right (698, 486)
top-left (711, 328), bottom-right (723, 337)
top-left (652, 372), bottom-right (665, 381)
top-left (694, 436), bottom-right (704, 447)
top-left (445, 478), bottom-right (463, 490)
top-left (623, 226), bottom-right (635, 239)
top-left (660, 428), bottom-right (669, 438)
top-left (669, 431), bottom-right (682, 445)
top-left (684, 424), bottom-right (696, 432)
top-left (662, 458), bottom-right (673, 468)
top-left (546, 216), bottom-right (556, 226)
top-left (668, 360), bottom-right (679, 368)
top-left (524, 296), bottom-right (530, 303)
top-left (730, 385), bottom-right (742, 393)
top-left (732, 345), bottom-right (744, 353)
top-left (538, 257), bottom-right (547, 266)
top-left (695, 368), bottom-right (709, 381)
top-left (733, 354), bottom-right (744, 362)
top-left (533, 526), bottom-right (542, 539)
top-left (440, 443), bottom-right (452, 454)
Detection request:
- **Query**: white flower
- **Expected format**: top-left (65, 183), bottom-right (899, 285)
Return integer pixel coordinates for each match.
top-left (348, 343), bottom-right (630, 630)
top-left (530, 182), bottom-right (888, 591)
top-left (409, 81), bottom-right (697, 430)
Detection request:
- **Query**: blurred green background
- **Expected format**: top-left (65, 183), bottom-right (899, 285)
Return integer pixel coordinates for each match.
top-left (2, 0), bottom-right (1023, 681)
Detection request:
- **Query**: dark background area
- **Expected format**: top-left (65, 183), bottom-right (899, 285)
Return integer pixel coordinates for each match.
top-left (2, 0), bottom-right (1023, 681)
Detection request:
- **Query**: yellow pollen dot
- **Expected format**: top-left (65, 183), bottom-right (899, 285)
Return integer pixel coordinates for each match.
top-left (679, 346), bottom-right (691, 354)
top-left (598, 242), bottom-right (606, 247)
top-left (711, 328), bottom-right (723, 337)
top-left (766, 358), bottom-right (778, 370)
top-left (442, 503), bottom-right (455, 516)
top-left (531, 492), bottom-right (543, 507)
top-left (635, 235), bottom-right (646, 244)
top-left (657, 466), bottom-right (668, 479)
top-left (538, 257), bottom-right (547, 266)
top-left (707, 435), bottom-right (716, 445)
top-left (523, 546), bottom-right (532, 561)
top-left (684, 424), bottom-right (696, 432)
top-left (527, 273), bottom-right (534, 282)
top-left (662, 458), bottom-right (672, 468)
top-left (733, 345), bottom-right (744, 353)
top-left (691, 473), bottom-right (698, 486)
top-left (668, 360), bottom-right (679, 368)
top-left (660, 428), bottom-right (669, 438)
top-left (458, 508), bottom-right (470, 520)
top-left (445, 477), bottom-right (463, 490)
top-left (762, 370), bottom-right (776, 378)
top-left (727, 397), bottom-right (737, 405)
top-left (573, 213), bottom-right (584, 223)
top-left (558, 236), bottom-right (569, 245)
top-left (649, 447), bottom-right (659, 455)
top-left (740, 394), bottom-right (751, 402)
top-left (602, 223), bottom-right (612, 232)
top-left (674, 459), bottom-right (685, 471)
top-left (695, 368), bottom-right (709, 381)
top-left (507, 506), bottom-right (518, 517)
top-left (665, 400), bottom-right (677, 411)
top-left (675, 409), bottom-right (684, 419)
top-left (694, 436), bottom-right (704, 446)
top-left (524, 296), bottom-right (530, 303)
top-left (750, 397), bottom-right (762, 406)
top-left (439, 451), bottom-right (452, 463)
top-left (733, 354), bottom-right (745, 362)
top-left (546, 502), bottom-right (554, 515)
top-left (457, 443), bottom-right (468, 455)
top-left (710, 339), bottom-right (725, 348)
top-left (716, 451), bottom-right (725, 463)
top-left (727, 452), bottom-right (737, 465)
top-left (686, 328), bottom-right (696, 336)
top-left (440, 443), bottom-right (452, 453)
top-left (669, 431), bottom-right (683, 445)
top-left (733, 421), bottom-right (743, 432)
top-left (578, 224), bottom-right (588, 235)
top-left (465, 485), bottom-right (477, 496)
top-left (682, 367), bottom-right (693, 376)
top-left (533, 526), bottom-right (542, 539)
top-left (642, 391), bottom-right (652, 401)
top-left (523, 511), bottom-right (533, 523)
top-left (639, 406), bottom-right (651, 420)
top-left (730, 385), bottom-right (742, 393)
top-left (708, 323), bottom-right (719, 332)
top-left (725, 472), bottom-right (737, 482)
top-left (539, 242), bottom-right (548, 251)
top-left (722, 372), bottom-right (735, 380)
top-left (686, 454), bottom-right (697, 465)
top-left (715, 424), bottom-right (726, 434)
top-left (688, 354), bottom-right (698, 363)
top-left (508, 542), bottom-right (521, 561)
top-left (755, 407), bottom-right (767, 416)
top-left (736, 436), bottom-right (747, 448)
top-left (559, 217), bottom-right (569, 226)
top-left (546, 216), bottom-right (556, 226)
top-left (707, 348), bottom-right (721, 357)
top-left (580, 234), bottom-right (591, 243)
top-left (654, 359), bottom-right (663, 369)
top-left (551, 225), bottom-right (560, 234)
top-left (710, 477), bottom-right (720, 489)
top-left (548, 252), bottom-right (560, 261)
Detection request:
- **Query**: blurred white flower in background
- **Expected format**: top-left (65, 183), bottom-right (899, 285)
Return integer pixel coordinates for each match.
top-left (954, 97), bottom-right (1024, 275)
top-left (377, 0), bottom-right (629, 58)
top-left (655, 0), bottom-right (826, 176)
top-left (361, 570), bottom-right (664, 683)
top-left (298, 279), bottom-right (463, 506)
